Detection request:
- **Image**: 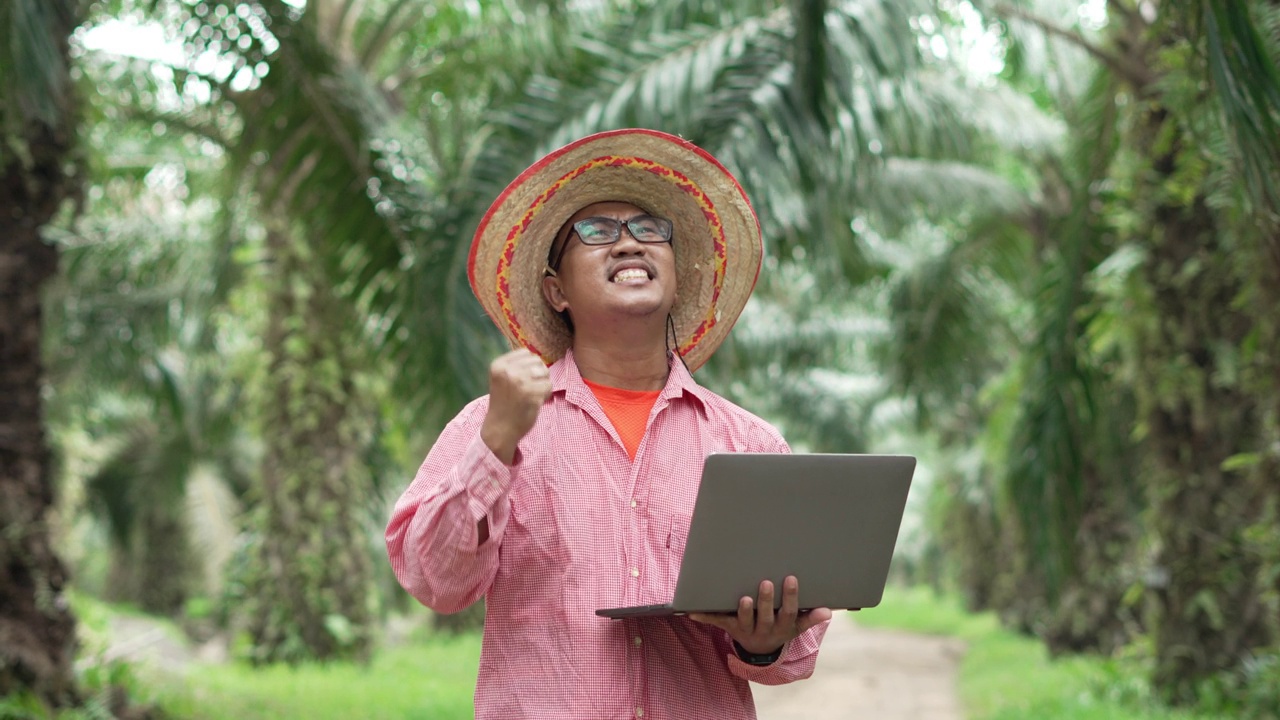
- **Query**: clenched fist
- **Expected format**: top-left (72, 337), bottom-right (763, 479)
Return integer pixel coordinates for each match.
top-left (480, 349), bottom-right (553, 464)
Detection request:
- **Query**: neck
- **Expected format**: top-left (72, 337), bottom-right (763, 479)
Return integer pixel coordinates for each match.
top-left (571, 324), bottom-right (670, 391)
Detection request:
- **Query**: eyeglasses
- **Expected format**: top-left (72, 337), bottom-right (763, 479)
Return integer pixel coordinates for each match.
top-left (549, 215), bottom-right (674, 271)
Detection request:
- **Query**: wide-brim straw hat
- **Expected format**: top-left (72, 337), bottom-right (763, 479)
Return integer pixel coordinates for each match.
top-left (468, 128), bottom-right (763, 371)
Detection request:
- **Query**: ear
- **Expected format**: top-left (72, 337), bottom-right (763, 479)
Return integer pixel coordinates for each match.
top-left (542, 274), bottom-right (569, 313)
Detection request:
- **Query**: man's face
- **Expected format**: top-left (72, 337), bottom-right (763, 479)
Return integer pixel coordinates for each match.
top-left (542, 201), bottom-right (678, 329)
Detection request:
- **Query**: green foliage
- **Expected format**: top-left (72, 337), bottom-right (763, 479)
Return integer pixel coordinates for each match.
top-left (1199, 0), bottom-right (1280, 216)
top-left (1193, 649), bottom-right (1280, 719)
top-left (0, 693), bottom-right (50, 720)
top-left (0, 0), bottom-right (79, 134)
top-left (1101, 8), bottom-right (1279, 702)
top-left (904, 2), bottom-right (1280, 705)
top-left (42, 63), bottom-right (252, 616)
top-left (25, 0), bottom-right (1280, 713)
top-left (701, 260), bottom-right (886, 452)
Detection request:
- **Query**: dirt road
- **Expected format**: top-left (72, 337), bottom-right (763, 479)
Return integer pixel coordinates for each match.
top-left (753, 614), bottom-right (966, 720)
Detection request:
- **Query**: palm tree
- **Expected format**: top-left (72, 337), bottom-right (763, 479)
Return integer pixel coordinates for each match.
top-left (1036, 0), bottom-right (1277, 700)
top-left (59, 0), bottom-right (559, 656)
top-left (155, 0), bottom-right (407, 662)
top-left (924, 0), bottom-right (1280, 700)
top-left (0, 0), bottom-right (83, 709)
top-left (121, 0), bottom-right (573, 659)
top-left (41, 81), bottom-right (253, 616)
top-left (1119, 2), bottom-right (1280, 697)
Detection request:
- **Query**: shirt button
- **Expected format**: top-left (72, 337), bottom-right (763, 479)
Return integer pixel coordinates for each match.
top-left (630, 567), bottom-right (640, 578)
top-left (634, 636), bottom-right (642, 646)
top-left (630, 499), bottom-right (637, 508)
top-left (636, 709), bottom-right (644, 718)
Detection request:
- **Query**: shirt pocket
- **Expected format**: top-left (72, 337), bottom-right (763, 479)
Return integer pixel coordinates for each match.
top-left (664, 513), bottom-right (692, 591)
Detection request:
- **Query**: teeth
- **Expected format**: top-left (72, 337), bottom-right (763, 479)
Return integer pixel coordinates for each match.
top-left (613, 268), bottom-right (648, 283)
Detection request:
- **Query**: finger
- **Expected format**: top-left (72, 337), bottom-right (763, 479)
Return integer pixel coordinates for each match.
top-left (513, 351), bottom-right (542, 370)
top-left (777, 575), bottom-right (800, 622)
top-left (517, 350), bottom-right (547, 369)
top-left (510, 348), bottom-right (541, 364)
top-left (519, 357), bottom-right (550, 384)
top-left (796, 607), bottom-right (834, 633)
top-left (489, 355), bottom-right (513, 382)
top-left (755, 580), bottom-right (775, 633)
top-left (497, 349), bottom-right (542, 373)
top-left (490, 353), bottom-right (526, 387)
top-left (737, 595), bottom-right (754, 633)
top-left (497, 349), bottom-right (533, 372)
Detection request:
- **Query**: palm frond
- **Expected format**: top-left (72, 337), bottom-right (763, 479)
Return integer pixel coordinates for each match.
top-left (0, 0), bottom-right (78, 132)
top-left (871, 157), bottom-right (1030, 229)
top-left (467, 0), bottom-right (1034, 290)
top-left (699, 260), bottom-right (888, 452)
top-left (978, 0), bottom-right (1100, 99)
top-left (123, 0), bottom-right (514, 420)
top-left (1201, 0), bottom-right (1280, 217)
top-left (875, 221), bottom-right (1016, 422)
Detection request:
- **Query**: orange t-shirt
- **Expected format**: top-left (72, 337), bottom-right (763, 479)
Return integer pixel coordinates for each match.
top-left (583, 378), bottom-right (661, 460)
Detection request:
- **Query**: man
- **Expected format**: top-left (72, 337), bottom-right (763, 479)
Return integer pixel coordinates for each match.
top-left (386, 129), bottom-right (830, 719)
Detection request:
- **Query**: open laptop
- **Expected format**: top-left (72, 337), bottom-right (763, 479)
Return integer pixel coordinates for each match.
top-left (596, 453), bottom-right (916, 619)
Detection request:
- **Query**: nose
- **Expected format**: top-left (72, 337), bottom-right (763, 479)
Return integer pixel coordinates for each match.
top-left (610, 226), bottom-right (646, 254)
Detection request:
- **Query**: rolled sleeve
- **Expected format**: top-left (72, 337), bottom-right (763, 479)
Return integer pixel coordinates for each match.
top-left (727, 620), bottom-right (829, 685)
top-left (386, 398), bottom-right (514, 614)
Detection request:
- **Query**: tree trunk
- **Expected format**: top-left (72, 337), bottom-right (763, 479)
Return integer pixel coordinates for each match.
top-left (243, 227), bottom-right (375, 664)
top-left (0, 125), bottom-right (78, 705)
top-left (1038, 488), bottom-right (1142, 655)
top-left (120, 500), bottom-right (196, 616)
top-left (1135, 106), bottom-right (1277, 702)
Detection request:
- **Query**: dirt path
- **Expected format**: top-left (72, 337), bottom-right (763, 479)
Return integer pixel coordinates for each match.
top-left (94, 616), bottom-right (223, 672)
top-left (753, 614), bottom-right (966, 720)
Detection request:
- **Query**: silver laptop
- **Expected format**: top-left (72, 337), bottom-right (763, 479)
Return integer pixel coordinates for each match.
top-left (596, 453), bottom-right (916, 619)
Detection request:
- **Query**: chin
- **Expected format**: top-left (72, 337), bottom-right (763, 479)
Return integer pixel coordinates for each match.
top-left (607, 299), bottom-right (674, 320)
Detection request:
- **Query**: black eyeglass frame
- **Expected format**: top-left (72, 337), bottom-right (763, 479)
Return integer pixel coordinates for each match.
top-left (548, 215), bottom-right (674, 272)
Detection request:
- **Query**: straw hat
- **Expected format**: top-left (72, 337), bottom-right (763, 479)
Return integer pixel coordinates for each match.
top-left (467, 128), bottom-right (763, 371)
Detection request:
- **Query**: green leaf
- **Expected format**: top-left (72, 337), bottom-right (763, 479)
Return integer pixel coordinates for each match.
top-left (1221, 452), bottom-right (1262, 472)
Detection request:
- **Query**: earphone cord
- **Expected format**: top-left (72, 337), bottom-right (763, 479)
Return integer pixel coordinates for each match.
top-left (666, 313), bottom-right (691, 375)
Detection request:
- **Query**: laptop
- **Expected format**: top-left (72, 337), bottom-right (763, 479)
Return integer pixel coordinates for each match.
top-left (596, 453), bottom-right (916, 619)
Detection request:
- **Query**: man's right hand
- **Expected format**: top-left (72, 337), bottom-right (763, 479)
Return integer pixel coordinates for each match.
top-left (480, 349), bottom-right (552, 464)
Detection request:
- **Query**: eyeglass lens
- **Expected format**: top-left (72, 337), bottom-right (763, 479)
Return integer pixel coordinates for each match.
top-left (574, 216), bottom-right (673, 245)
top-left (550, 215), bottom-right (673, 270)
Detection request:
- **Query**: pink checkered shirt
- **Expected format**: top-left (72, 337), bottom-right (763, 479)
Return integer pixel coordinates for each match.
top-left (386, 350), bottom-right (827, 719)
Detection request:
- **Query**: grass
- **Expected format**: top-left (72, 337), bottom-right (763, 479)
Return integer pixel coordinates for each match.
top-left (51, 588), bottom-right (1245, 719)
top-left (855, 585), bottom-right (1235, 720)
top-left (146, 637), bottom-right (480, 720)
top-left (60, 593), bottom-right (480, 720)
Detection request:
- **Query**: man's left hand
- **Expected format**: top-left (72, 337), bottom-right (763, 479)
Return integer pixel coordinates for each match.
top-left (688, 576), bottom-right (832, 655)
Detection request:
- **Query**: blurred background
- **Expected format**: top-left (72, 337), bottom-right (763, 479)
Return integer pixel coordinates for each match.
top-left (3, 0), bottom-right (1278, 718)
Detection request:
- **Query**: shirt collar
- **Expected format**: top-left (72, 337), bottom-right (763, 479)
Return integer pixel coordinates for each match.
top-left (550, 348), bottom-right (711, 416)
